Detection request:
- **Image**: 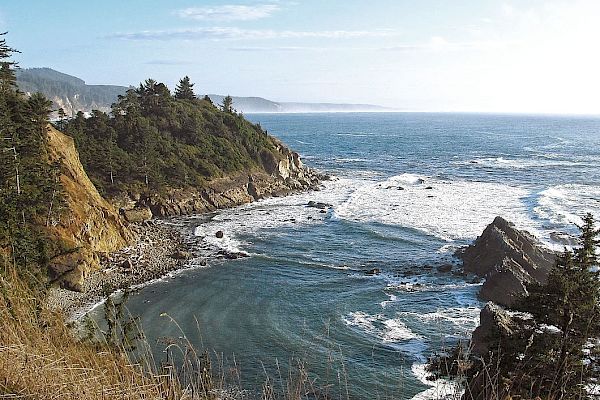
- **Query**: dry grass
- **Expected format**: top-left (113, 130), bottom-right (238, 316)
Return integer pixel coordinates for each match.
top-left (0, 267), bottom-right (329, 400)
top-left (0, 268), bottom-right (175, 400)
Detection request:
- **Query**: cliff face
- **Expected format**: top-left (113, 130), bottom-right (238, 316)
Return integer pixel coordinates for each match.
top-left (113, 140), bottom-right (322, 220)
top-left (458, 217), bottom-right (556, 307)
top-left (45, 126), bottom-right (133, 290)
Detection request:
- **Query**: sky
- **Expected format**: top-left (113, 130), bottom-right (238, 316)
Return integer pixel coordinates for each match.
top-left (1, 0), bottom-right (600, 114)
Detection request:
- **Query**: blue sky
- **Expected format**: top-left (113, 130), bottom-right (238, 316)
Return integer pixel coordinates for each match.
top-left (2, 0), bottom-right (599, 113)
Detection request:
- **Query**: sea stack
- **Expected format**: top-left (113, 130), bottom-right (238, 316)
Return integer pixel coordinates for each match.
top-left (457, 216), bottom-right (556, 307)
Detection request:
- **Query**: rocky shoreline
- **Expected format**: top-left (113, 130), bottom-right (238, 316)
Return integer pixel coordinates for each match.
top-left (47, 220), bottom-right (201, 321)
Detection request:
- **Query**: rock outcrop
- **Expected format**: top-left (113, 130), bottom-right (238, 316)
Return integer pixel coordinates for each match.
top-left (458, 217), bottom-right (556, 307)
top-left (466, 303), bottom-right (534, 400)
top-left (45, 126), bottom-right (133, 290)
top-left (471, 302), bottom-right (531, 356)
top-left (114, 141), bottom-right (323, 218)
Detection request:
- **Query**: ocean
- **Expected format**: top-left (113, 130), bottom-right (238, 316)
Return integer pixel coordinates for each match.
top-left (120, 113), bottom-right (600, 399)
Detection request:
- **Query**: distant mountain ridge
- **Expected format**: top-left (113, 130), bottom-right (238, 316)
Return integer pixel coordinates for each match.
top-left (207, 95), bottom-right (392, 113)
top-left (16, 68), bottom-right (129, 116)
top-left (16, 68), bottom-right (392, 115)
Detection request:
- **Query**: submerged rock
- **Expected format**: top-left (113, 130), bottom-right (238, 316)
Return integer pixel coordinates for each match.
top-left (458, 216), bottom-right (556, 307)
top-left (307, 201), bottom-right (332, 209)
top-left (365, 268), bottom-right (381, 276)
top-left (437, 264), bottom-right (453, 273)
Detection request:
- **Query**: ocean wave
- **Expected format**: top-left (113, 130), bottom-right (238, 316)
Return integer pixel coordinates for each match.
top-left (334, 157), bottom-right (369, 163)
top-left (534, 184), bottom-right (600, 229)
top-left (410, 363), bottom-right (463, 400)
top-left (401, 307), bottom-right (480, 333)
top-left (452, 156), bottom-right (583, 170)
top-left (342, 311), bottom-right (422, 344)
top-left (333, 174), bottom-right (534, 241)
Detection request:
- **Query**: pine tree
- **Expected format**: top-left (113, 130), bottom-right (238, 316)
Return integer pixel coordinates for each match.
top-left (513, 213), bottom-right (600, 398)
top-left (0, 32), bottom-right (19, 94)
top-left (174, 76), bottom-right (196, 100)
top-left (56, 107), bottom-right (67, 131)
top-left (221, 95), bottom-right (234, 113)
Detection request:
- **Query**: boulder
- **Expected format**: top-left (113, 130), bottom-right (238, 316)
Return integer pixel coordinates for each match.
top-left (123, 206), bottom-right (153, 223)
top-left (471, 302), bottom-right (518, 356)
top-left (121, 259), bottom-right (133, 270)
top-left (437, 264), bottom-right (453, 273)
top-left (307, 201), bottom-right (332, 210)
top-left (61, 264), bottom-right (88, 292)
top-left (458, 216), bottom-right (555, 307)
top-left (171, 250), bottom-right (192, 260)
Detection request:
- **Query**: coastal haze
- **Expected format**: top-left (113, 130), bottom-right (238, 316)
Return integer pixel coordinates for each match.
top-left (16, 68), bottom-right (390, 115)
top-left (5, 1), bottom-right (600, 114)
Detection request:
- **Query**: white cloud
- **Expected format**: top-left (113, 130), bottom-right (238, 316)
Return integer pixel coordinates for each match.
top-left (382, 37), bottom-right (515, 52)
top-left (110, 27), bottom-right (398, 41)
top-left (501, 3), bottom-right (515, 17)
top-left (176, 4), bottom-right (280, 21)
top-left (227, 46), bottom-right (327, 52)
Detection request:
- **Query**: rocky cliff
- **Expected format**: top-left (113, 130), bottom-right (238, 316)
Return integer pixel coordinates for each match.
top-left (113, 139), bottom-right (322, 220)
top-left (458, 217), bottom-right (556, 307)
top-left (45, 126), bottom-right (133, 290)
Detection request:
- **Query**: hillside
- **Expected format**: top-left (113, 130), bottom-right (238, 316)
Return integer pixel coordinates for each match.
top-left (208, 94), bottom-right (392, 113)
top-left (16, 68), bottom-right (390, 115)
top-left (62, 78), bottom-right (321, 220)
top-left (16, 68), bottom-right (128, 116)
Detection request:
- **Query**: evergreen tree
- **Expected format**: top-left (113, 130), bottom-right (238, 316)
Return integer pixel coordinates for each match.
top-left (174, 76), bottom-right (196, 100)
top-left (0, 34), bottom-right (65, 284)
top-left (56, 107), bottom-right (67, 131)
top-left (221, 95), bottom-right (234, 113)
top-left (0, 32), bottom-right (19, 94)
top-left (491, 214), bottom-right (600, 399)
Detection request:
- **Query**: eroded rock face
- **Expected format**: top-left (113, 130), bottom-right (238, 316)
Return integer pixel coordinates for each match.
top-left (458, 217), bottom-right (556, 307)
top-left (114, 140), bottom-right (323, 218)
top-left (122, 206), bottom-right (152, 223)
top-left (471, 302), bottom-right (526, 356)
top-left (467, 303), bottom-right (534, 400)
top-left (45, 126), bottom-right (133, 288)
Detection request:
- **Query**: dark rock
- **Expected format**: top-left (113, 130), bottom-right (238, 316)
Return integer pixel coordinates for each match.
top-left (425, 186), bottom-right (433, 190)
top-left (397, 186), bottom-right (405, 190)
top-left (437, 264), bottom-right (453, 273)
top-left (416, 178), bottom-right (425, 184)
top-left (365, 268), bottom-right (381, 276)
top-left (549, 231), bottom-right (577, 246)
top-left (121, 259), bottom-right (133, 270)
top-left (171, 250), bottom-right (192, 260)
top-left (458, 216), bottom-right (556, 307)
top-left (466, 303), bottom-right (542, 400)
top-left (319, 210), bottom-right (327, 214)
top-left (307, 201), bottom-right (332, 209)
top-left (215, 230), bottom-right (224, 239)
top-left (471, 302), bottom-right (521, 356)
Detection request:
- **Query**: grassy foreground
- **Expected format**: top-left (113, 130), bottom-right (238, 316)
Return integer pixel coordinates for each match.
top-left (0, 268), bottom-right (177, 399)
